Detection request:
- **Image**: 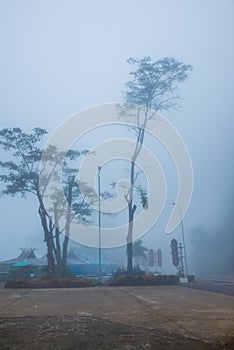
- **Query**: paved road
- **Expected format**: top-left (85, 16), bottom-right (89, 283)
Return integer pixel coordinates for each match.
top-left (182, 280), bottom-right (234, 296)
top-left (0, 285), bottom-right (233, 343)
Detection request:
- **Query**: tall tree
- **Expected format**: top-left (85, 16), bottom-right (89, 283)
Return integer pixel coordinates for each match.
top-left (0, 128), bottom-right (93, 273)
top-left (122, 56), bottom-right (192, 272)
top-left (46, 161), bottom-right (97, 268)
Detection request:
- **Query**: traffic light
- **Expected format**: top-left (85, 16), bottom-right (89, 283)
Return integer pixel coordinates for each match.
top-left (171, 239), bottom-right (179, 267)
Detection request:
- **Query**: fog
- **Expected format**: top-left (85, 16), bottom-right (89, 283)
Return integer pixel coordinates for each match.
top-left (0, 1), bottom-right (233, 277)
top-left (190, 192), bottom-right (234, 277)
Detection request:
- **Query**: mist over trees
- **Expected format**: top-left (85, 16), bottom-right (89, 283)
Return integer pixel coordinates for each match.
top-left (189, 194), bottom-right (234, 276)
top-left (0, 128), bottom-right (95, 274)
top-left (121, 56), bottom-right (192, 272)
top-left (132, 239), bottom-right (148, 269)
top-left (0, 55), bottom-right (193, 275)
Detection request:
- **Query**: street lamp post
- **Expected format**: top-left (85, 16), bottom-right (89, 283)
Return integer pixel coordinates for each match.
top-left (98, 166), bottom-right (102, 283)
top-left (172, 202), bottom-right (188, 277)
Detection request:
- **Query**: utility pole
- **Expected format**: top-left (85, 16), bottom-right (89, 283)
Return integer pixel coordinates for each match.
top-left (98, 166), bottom-right (102, 283)
top-left (172, 203), bottom-right (188, 277)
top-left (178, 242), bottom-right (184, 276)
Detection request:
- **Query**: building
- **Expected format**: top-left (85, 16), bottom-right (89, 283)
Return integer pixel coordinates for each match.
top-left (0, 248), bottom-right (120, 279)
top-left (0, 248), bottom-right (47, 280)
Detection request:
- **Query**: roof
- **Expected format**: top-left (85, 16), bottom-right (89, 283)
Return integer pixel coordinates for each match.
top-left (67, 249), bottom-right (89, 265)
top-left (89, 260), bottom-right (118, 266)
top-left (1, 249), bottom-right (47, 267)
top-left (1, 248), bottom-right (90, 267)
top-left (12, 262), bottom-right (31, 267)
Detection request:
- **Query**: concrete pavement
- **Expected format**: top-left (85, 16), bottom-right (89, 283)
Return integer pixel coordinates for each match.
top-left (0, 285), bottom-right (233, 343)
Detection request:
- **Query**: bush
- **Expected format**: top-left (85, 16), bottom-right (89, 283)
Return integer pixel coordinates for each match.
top-left (4, 275), bottom-right (97, 288)
top-left (54, 265), bottom-right (77, 278)
top-left (109, 273), bottom-right (178, 286)
top-left (39, 265), bottom-right (76, 278)
top-left (112, 267), bottom-right (145, 280)
top-left (0, 272), bottom-right (8, 282)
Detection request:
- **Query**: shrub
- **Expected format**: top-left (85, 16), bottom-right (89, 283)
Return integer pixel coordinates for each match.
top-left (4, 275), bottom-right (97, 289)
top-left (109, 273), bottom-right (178, 286)
top-left (112, 267), bottom-right (145, 280)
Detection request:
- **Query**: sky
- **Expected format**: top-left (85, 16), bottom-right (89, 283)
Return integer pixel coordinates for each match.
top-left (0, 0), bottom-right (233, 274)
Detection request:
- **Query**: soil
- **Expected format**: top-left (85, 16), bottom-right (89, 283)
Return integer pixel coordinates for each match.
top-left (0, 315), bottom-right (230, 350)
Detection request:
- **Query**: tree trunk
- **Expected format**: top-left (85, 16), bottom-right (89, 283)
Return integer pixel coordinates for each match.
top-left (127, 207), bottom-right (133, 273)
top-left (47, 235), bottom-right (55, 274)
top-left (53, 202), bottom-right (62, 266)
top-left (126, 121), bottom-right (146, 273)
top-left (38, 205), bottom-right (55, 274)
top-left (136, 256), bottom-right (140, 269)
top-left (62, 176), bottom-right (74, 266)
top-left (126, 159), bottom-right (137, 273)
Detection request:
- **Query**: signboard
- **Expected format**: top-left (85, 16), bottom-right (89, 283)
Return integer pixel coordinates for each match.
top-left (171, 239), bottom-right (179, 267)
top-left (157, 249), bottom-right (162, 267)
top-left (149, 249), bottom-right (155, 266)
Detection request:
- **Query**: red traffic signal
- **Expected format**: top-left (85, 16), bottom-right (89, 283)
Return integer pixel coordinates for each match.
top-left (171, 239), bottom-right (179, 267)
top-left (149, 249), bottom-right (155, 266)
top-left (157, 249), bottom-right (162, 267)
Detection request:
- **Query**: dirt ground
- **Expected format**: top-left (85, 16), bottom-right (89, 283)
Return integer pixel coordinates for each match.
top-left (0, 285), bottom-right (234, 349)
top-left (0, 315), bottom-right (227, 350)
